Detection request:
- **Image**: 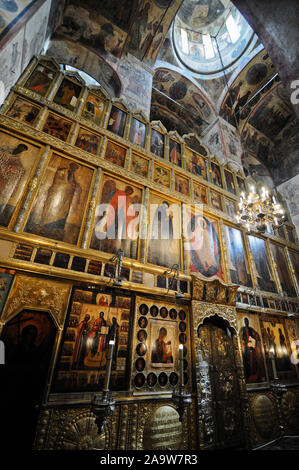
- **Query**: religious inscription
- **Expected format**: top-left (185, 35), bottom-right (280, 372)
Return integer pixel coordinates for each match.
top-left (143, 406), bottom-right (182, 450)
top-left (252, 395), bottom-right (277, 439)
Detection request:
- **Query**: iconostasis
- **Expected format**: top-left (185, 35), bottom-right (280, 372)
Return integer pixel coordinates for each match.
top-left (0, 54), bottom-right (298, 404)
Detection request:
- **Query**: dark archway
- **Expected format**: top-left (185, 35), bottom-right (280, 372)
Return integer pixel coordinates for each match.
top-left (0, 310), bottom-right (57, 449)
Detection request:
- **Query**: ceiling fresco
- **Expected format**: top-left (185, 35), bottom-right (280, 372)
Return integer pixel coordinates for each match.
top-left (173, 0), bottom-right (255, 77)
top-left (151, 67), bottom-right (215, 135)
top-left (55, 0), bottom-right (182, 64)
top-left (219, 49), bottom-right (276, 126)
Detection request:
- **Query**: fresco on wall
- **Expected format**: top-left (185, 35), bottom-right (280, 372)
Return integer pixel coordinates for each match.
top-left (53, 289), bottom-right (131, 392)
top-left (220, 50), bottom-right (276, 127)
top-left (248, 235), bottom-right (277, 293)
top-left (152, 68), bottom-right (215, 136)
top-left (224, 225), bottom-right (252, 287)
top-left (220, 119), bottom-right (243, 166)
top-left (185, 210), bottom-right (223, 280)
top-left (7, 97), bottom-right (40, 126)
top-left (270, 244), bottom-right (296, 297)
top-left (0, 0), bottom-right (37, 40)
top-left (241, 151), bottom-right (274, 190)
top-left (90, 174), bottom-right (142, 259)
top-left (57, 4), bottom-right (126, 58)
top-left (0, 27), bottom-right (24, 105)
top-left (273, 118), bottom-right (299, 186)
top-left (25, 154), bottom-right (93, 244)
top-left (125, 0), bottom-right (182, 62)
top-left (277, 175), bottom-right (299, 237)
top-left (237, 312), bottom-right (267, 384)
top-left (0, 132), bottom-right (40, 226)
top-left (262, 319), bottom-right (295, 380)
top-left (21, 0), bottom-right (51, 69)
top-left (46, 39), bottom-right (121, 97)
top-left (147, 193), bottom-right (181, 269)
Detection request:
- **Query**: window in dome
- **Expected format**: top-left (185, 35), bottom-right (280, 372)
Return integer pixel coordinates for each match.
top-left (226, 14), bottom-right (240, 44)
top-left (203, 34), bottom-right (215, 59)
top-left (181, 28), bottom-right (189, 54)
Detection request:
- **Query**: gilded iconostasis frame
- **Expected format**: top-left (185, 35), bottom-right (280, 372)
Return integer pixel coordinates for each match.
top-left (0, 54), bottom-right (298, 416)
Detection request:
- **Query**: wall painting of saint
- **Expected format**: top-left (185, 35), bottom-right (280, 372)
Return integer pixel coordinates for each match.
top-left (193, 182), bottom-right (207, 204)
top-left (237, 312), bottom-right (267, 384)
top-left (52, 288), bottom-right (132, 392)
top-left (262, 319), bottom-right (296, 380)
top-left (175, 173), bottom-right (189, 196)
top-left (42, 113), bottom-right (72, 141)
top-left (131, 153), bottom-right (149, 177)
top-left (224, 169), bottom-right (236, 194)
top-left (237, 176), bottom-right (246, 193)
top-left (0, 132), bottom-right (41, 227)
top-left (129, 118), bottom-right (146, 147)
top-left (224, 225), bottom-right (252, 287)
top-left (185, 210), bottom-right (223, 280)
top-left (224, 197), bottom-right (236, 218)
top-left (169, 139), bottom-right (181, 167)
top-left (150, 129), bottom-right (164, 158)
top-left (270, 243), bottom-right (296, 297)
top-left (104, 140), bottom-right (126, 167)
top-left (147, 193), bottom-right (181, 269)
top-left (25, 64), bottom-right (56, 97)
top-left (25, 154), bottom-right (94, 245)
top-left (186, 147), bottom-right (208, 180)
top-left (107, 106), bottom-right (127, 137)
top-left (149, 319), bottom-right (177, 369)
top-left (248, 235), bottom-right (277, 293)
top-left (75, 128), bottom-right (102, 155)
top-left (82, 92), bottom-right (105, 125)
top-left (53, 78), bottom-right (82, 111)
top-left (211, 162), bottom-right (222, 188)
top-left (210, 190), bottom-right (222, 211)
top-left (90, 174), bottom-right (142, 259)
top-left (6, 98), bottom-right (41, 126)
top-left (153, 163), bottom-right (170, 188)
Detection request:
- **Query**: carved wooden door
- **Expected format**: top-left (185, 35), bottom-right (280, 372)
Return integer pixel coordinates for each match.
top-left (198, 322), bottom-right (244, 449)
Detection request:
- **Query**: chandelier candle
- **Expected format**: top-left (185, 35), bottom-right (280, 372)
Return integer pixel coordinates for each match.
top-left (104, 340), bottom-right (115, 391)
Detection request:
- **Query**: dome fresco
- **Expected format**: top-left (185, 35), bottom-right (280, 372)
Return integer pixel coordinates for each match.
top-left (172, 0), bottom-right (256, 78)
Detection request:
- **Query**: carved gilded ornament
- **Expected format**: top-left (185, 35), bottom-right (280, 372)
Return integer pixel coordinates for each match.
top-left (192, 300), bottom-right (238, 333)
top-left (2, 274), bottom-right (71, 327)
top-left (191, 273), bottom-right (239, 307)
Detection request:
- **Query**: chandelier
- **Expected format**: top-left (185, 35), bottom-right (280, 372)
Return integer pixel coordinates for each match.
top-left (236, 186), bottom-right (286, 233)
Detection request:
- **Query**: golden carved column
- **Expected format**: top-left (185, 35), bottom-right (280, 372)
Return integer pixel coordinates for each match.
top-left (81, 167), bottom-right (102, 249)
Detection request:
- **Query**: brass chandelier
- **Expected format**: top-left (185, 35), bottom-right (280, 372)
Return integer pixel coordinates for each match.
top-left (236, 186), bottom-right (286, 233)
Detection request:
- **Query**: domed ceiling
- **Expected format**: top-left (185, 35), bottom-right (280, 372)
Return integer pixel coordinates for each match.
top-left (172, 0), bottom-right (256, 78)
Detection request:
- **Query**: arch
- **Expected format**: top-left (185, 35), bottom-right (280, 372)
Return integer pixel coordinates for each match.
top-left (46, 38), bottom-right (122, 97)
top-left (151, 66), bottom-right (217, 137)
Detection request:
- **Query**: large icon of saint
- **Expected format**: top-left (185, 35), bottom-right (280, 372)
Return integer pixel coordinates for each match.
top-left (239, 317), bottom-right (265, 383)
top-left (188, 215), bottom-right (222, 279)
